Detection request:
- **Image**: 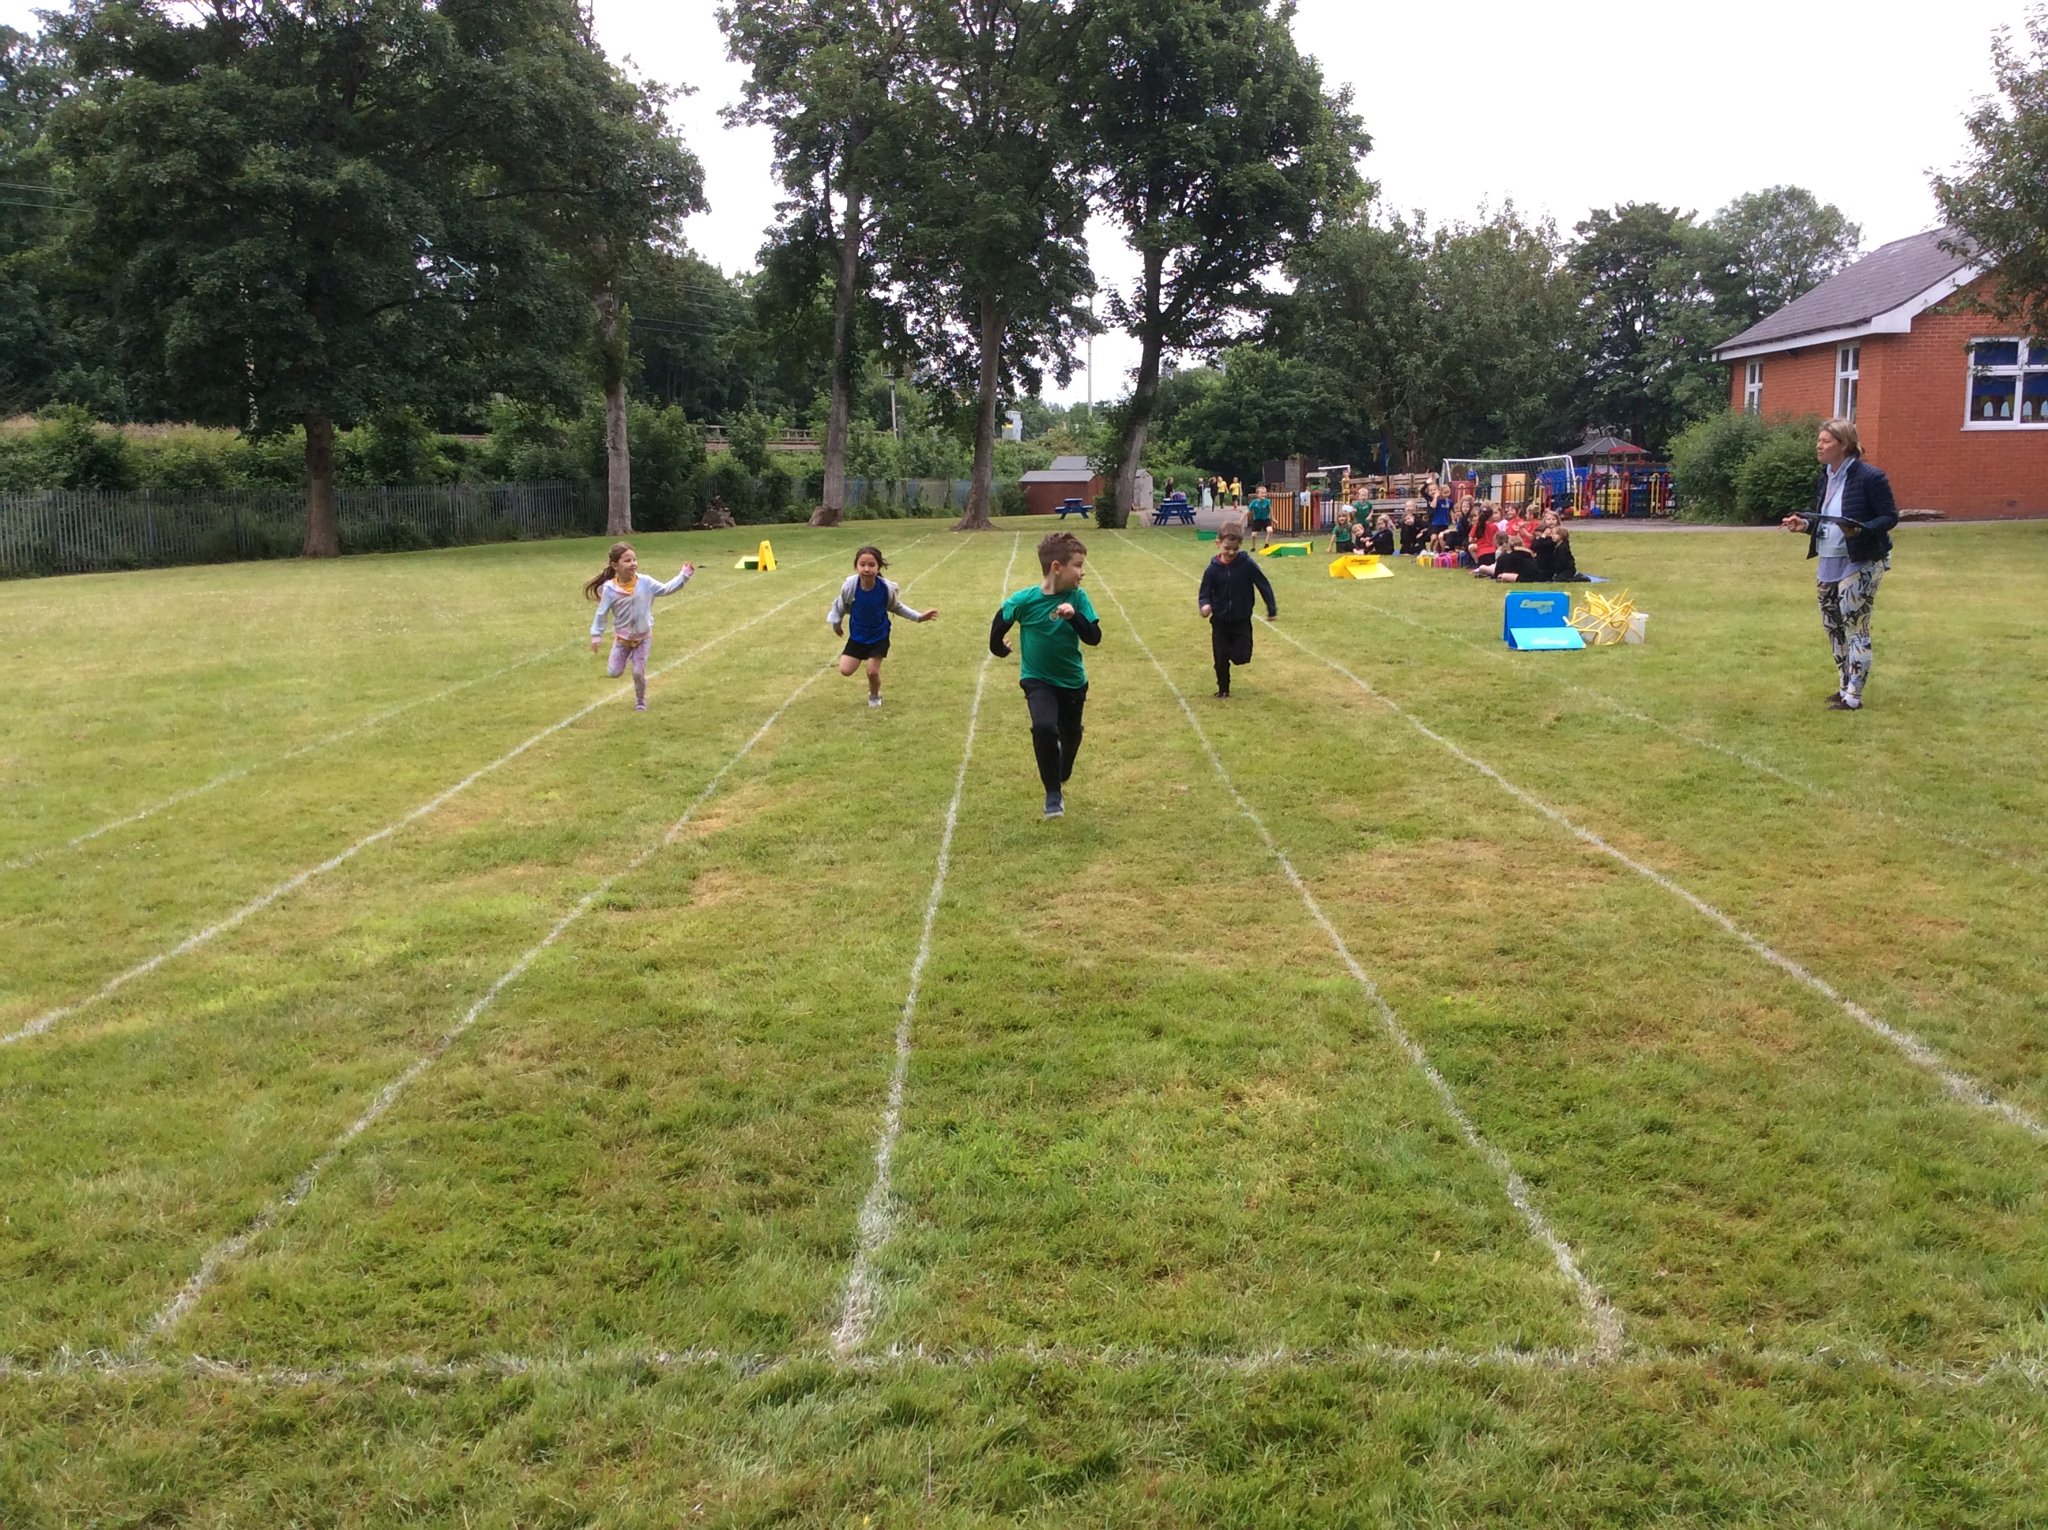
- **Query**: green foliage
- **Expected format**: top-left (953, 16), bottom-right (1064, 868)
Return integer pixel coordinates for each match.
top-left (1569, 203), bottom-right (1731, 454)
top-left (1172, 345), bottom-right (1362, 484)
top-left (1669, 410), bottom-right (1768, 521)
top-left (995, 481), bottom-right (1029, 518)
top-left (0, 406), bottom-right (134, 489)
top-left (1702, 187), bottom-right (1863, 332)
top-left (1933, 9), bottom-right (2048, 346)
top-left (1078, 0), bottom-right (1368, 505)
top-left (727, 407), bottom-right (779, 475)
top-left (1736, 423), bottom-right (1824, 522)
top-left (1670, 410), bottom-right (1820, 523)
top-left (1092, 488), bottom-right (1126, 529)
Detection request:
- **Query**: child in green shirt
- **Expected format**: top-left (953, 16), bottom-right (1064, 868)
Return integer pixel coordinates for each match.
top-left (989, 530), bottom-right (1103, 819)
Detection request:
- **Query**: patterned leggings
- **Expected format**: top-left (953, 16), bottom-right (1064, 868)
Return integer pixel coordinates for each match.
top-left (608, 635), bottom-right (649, 703)
top-left (1816, 562), bottom-right (1885, 699)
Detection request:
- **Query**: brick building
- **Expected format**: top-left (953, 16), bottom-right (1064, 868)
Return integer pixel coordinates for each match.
top-left (1712, 228), bottom-right (2047, 519)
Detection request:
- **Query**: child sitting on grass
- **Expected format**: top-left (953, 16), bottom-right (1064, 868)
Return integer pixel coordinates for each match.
top-left (990, 530), bottom-right (1102, 820)
top-left (1198, 523), bottom-right (1278, 699)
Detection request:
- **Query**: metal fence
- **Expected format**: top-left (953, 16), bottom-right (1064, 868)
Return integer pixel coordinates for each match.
top-left (0, 481), bottom-right (605, 579)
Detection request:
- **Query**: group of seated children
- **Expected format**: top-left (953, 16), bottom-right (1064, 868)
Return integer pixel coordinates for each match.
top-left (1421, 501), bottom-right (1584, 583)
top-left (1330, 504), bottom-right (1431, 558)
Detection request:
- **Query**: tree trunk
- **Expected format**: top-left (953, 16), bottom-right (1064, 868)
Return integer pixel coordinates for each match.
top-left (818, 177), bottom-right (863, 527)
top-left (302, 412), bottom-right (340, 558)
top-left (1115, 249), bottom-right (1168, 516)
top-left (954, 296), bottom-right (1004, 531)
top-left (597, 283), bottom-right (633, 537)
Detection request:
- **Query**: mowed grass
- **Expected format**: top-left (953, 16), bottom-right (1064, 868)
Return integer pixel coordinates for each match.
top-left (2, 518), bottom-right (2047, 1526)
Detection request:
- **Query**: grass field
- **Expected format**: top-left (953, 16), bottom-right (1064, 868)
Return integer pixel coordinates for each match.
top-left (3, 517), bottom-right (2047, 1526)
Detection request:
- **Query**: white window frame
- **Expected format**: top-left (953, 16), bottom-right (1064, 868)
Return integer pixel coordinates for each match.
top-left (1834, 344), bottom-right (1860, 420)
top-left (1743, 360), bottom-right (1763, 415)
top-left (1963, 336), bottom-right (2048, 430)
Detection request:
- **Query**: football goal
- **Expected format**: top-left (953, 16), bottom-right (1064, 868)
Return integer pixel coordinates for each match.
top-left (1441, 454), bottom-right (1578, 509)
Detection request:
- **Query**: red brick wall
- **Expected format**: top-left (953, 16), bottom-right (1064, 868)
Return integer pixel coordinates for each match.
top-left (1726, 277), bottom-right (2048, 519)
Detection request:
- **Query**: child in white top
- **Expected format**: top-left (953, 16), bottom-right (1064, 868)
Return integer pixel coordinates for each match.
top-left (586, 540), bottom-right (694, 711)
top-left (827, 544), bottom-right (937, 707)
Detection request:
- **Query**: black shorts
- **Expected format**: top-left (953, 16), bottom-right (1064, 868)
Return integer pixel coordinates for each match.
top-left (842, 636), bottom-right (891, 661)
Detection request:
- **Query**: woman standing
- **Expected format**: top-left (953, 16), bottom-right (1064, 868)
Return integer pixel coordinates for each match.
top-left (1779, 418), bottom-right (1899, 712)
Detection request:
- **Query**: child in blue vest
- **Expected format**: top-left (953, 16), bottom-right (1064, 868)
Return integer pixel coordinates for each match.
top-left (828, 545), bottom-right (937, 707)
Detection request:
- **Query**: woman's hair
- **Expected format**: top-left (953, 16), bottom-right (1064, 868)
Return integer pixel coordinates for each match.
top-left (584, 541), bottom-right (632, 600)
top-left (1820, 417), bottom-right (1861, 457)
top-left (853, 545), bottom-right (888, 570)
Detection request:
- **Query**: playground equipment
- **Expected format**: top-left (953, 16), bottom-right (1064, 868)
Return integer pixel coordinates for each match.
top-left (1258, 540), bottom-right (1314, 558)
top-left (735, 540), bottom-right (777, 571)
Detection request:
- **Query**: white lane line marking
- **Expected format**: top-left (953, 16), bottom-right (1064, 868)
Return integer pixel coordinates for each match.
top-left (124, 536), bottom-right (974, 1355)
top-left (1253, 613), bottom-right (2048, 1144)
top-left (129, 666), bottom-right (833, 1354)
top-left (1, 582), bottom-right (833, 1048)
top-left (833, 535), bottom-right (1021, 1358)
top-left (1093, 558), bottom-right (1626, 1362)
top-left (9, 1338), bottom-right (2039, 1393)
top-left (0, 544), bottom-right (860, 876)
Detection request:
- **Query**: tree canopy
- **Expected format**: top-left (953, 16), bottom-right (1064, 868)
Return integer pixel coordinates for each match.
top-left (1934, 8), bottom-right (2048, 344)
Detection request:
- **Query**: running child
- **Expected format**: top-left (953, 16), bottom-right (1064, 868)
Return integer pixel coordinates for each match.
top-left (827, 544), bottom-right (938, 708)
top-left (1246, 483), bottom-right (1274, 548)
top-left (990, 530), bottom-right (1102, 820)
top-left (1198, 523), bottom-right (1278, 699)
top-left (586, 541), bottom-right (694, 711)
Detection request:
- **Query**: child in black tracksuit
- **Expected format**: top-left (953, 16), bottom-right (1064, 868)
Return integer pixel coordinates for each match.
top-left (1197, 525), bottom-right (1278, 698)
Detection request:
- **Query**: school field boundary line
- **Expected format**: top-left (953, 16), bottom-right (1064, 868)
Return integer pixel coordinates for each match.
top-left (1093, 557), bottom-right (1627, 1362)
top-left (10, 1336), bottom-right (2045, 1394)
top-left (0, 543), bottom-right (859, 878)
top-left (128, 661), bottom-right (840, 1358)
top-left (0, 576), bottom-right (844, 1049)
top-left (833, 536), bottom-right (1022, 1358)
top-left (1248, 613), bottom-right (2048, 1144)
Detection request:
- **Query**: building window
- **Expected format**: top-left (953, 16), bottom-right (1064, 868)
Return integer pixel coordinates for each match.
top-left (1834, 344), bottom-right (1860, 420)
top-left (1968, 338), bottom-right (2048, 427)
top-left (1743, 361), bottom-right (1763, 414)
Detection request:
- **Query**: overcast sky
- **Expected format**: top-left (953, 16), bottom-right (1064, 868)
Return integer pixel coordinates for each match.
top-left (7, 0), bottom-right (2036, 406)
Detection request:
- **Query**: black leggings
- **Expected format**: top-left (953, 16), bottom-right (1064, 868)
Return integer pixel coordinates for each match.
top-left (1021, 680), bottom-right (1087, 793)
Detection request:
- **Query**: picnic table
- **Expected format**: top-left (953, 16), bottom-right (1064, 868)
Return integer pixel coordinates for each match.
top-left (1055, 497), bottom-right (1092, 519)
top-left (1152, 495), bottom-right (1196, 526)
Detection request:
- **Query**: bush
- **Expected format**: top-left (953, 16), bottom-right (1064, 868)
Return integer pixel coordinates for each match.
top-left (1093, 489), bottom-right (1128, 530)
top-left (1669, 410), bottom-right (1765, 521)
top-left (995, 482), bottom-right (1028, 518)
top-left (1736, 426), bottom-right (1823, 521)
top-left (0, 406), bottom-right (139, 489)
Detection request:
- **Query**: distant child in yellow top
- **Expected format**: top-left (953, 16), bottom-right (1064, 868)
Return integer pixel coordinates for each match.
top-left (585, 541), bottom-right (694, 711)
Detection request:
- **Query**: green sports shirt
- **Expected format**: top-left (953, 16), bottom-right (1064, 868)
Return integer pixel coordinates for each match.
top-left (998, 584), bottom-right (1100, 688)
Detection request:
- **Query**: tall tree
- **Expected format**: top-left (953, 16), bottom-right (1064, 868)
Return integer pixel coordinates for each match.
top-left (1285, 205), bottom-right (1583, 467)
top-left (1933, 8), bottom-right (2048, 344)
top-left (1702, 185), bottom-right (1862, 331)
top-left (722, 0), bottom-right (913, 526)
top-left (1569, 203), bottom-right (1724, 454)
top-left (0, 23), bottom-right (74, 414)
top-left (878, 0), bottom-right (1092, 530)
top-left (503, 12), bottom-right (704, 537)
top-left (49, 0), bottom-right (627, 555)
top-left (1077, 0), bottom-right (1366, 514)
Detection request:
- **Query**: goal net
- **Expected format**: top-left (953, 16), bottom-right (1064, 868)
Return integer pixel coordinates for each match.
top-left (1440, 454), bottom-right (1578, 510)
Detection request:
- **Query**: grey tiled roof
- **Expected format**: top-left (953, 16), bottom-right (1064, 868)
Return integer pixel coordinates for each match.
top-left (1714, 228), bottom-right (1975, 355)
